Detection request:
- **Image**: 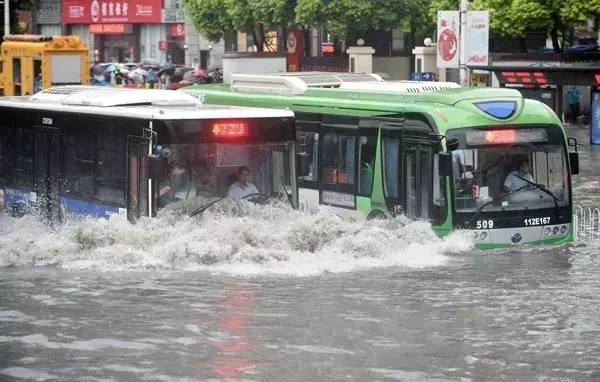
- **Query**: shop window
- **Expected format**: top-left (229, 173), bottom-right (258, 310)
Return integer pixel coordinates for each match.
top-left (320, 131), bottom-right (356, 185)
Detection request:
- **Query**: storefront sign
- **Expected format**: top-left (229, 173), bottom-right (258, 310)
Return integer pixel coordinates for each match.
top-left (287, 30), bottom-right (304, 72)
top-left (36, 0), bottom-right (61, 24)
top-left (162, 8), bottom-right (185, 23)
top-left (437, 10), bottom-right (459, 68)
top-left (169, 23), bottom-right (185, 37)
top-left (321, 42), bottom-right (334, 54)
top-left (62, 0), bottom-right (162, 24)
top-left (158, 40), bottom-right (170, 51)
top-left (465, 11), bottom-right (489, 66)
top-left (90, 23), bottom-right (131, 34)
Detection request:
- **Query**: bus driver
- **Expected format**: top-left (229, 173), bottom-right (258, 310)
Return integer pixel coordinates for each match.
top-left (228, 166), bottom-right (259, 200)
top-left (503, 158), bottom-right (534, 193)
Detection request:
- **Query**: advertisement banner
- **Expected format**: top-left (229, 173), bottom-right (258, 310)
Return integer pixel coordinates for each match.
top-left (287, 30), bottom-right (304, 72)
top-left (169, 23), bottom-right (185, 37)
top-left (437, 10), bottom-right (459, 68)
top-left (465, 11), bottom-right (489, 66)
top-left (62, 0), bottom-right (163, 24)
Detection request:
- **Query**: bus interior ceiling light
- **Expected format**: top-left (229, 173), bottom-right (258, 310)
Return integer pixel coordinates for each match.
top-left (475, 101), bottom-right (517, 119)
top-left (212, 121), bottom-right (248, 137)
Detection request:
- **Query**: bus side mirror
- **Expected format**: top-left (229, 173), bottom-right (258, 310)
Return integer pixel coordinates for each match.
top-left (569, 152), bottom-right (579, 175)
top-left (438, 152), bottom-right (453, 177)
top-left (446, 137), bottom-right (459, 152)
top-left (297, 153), bottom-right (311, 177)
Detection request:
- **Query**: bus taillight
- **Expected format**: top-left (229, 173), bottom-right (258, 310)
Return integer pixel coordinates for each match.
top-left (212, 121), bottom-right (248, 138)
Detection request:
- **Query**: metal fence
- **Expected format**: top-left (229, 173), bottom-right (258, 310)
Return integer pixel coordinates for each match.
top-left (574, 206), bottom-right (600, 243)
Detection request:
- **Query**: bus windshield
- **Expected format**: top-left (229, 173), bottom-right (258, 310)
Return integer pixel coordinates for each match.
top-left (450, 127), bottom-right (569, 213)
top-left (155, 142), bottom-right (294, 212)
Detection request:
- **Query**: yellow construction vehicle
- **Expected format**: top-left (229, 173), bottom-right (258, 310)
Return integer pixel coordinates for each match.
top-left (0, 34), bottom-right (90, 96)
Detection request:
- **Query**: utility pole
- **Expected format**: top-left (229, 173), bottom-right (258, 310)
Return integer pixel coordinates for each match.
top-left (459, 0), bottom-right (469, 86)
top-left (2, 0), bottom-right (9, 37)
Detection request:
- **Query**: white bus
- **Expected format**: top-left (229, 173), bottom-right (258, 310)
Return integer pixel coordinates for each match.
top-left (0, 86), bottom-right (296, 221)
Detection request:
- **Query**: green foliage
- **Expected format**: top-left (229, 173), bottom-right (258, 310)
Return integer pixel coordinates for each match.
top-left (184, 0), bottom-right (295, 50)
top-left (296, 0), bottom-right (411, 39)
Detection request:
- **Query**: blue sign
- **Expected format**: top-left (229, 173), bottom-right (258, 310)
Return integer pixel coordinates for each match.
top-left (592, 92), bottom-right (600, 144)
top-left (410, 72), bottom-right (437, 81)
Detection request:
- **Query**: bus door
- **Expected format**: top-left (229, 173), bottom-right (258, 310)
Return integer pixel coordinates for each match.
top-left (34, 126), bottom-right (61, 221)
top-left (126, 136), bottom-right (149, 221)
top-left (381, 121), bottom-right (435, 220)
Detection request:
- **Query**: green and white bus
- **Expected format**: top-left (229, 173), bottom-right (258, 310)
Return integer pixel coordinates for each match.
top-left (182, 73), bottom-right (579, 249)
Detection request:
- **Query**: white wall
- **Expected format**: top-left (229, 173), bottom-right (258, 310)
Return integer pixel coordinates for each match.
top-left (222, 56), bottom-right (286, 83)
top-left (372, 56), bottom-right (411, 80)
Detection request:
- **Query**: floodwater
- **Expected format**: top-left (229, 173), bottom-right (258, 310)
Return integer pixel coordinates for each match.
top-left (1, 126), bottom-right (600, 381)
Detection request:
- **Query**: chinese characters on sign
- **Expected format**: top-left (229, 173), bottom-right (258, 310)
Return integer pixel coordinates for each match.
top-left (62, 0), bottom-right (162, 23)
top-left (90, 23), bottom-right (131, 34)
top-left (437, 10), bottom-right (459, 68)
top-left (465, 11), bottom-right (490, 66)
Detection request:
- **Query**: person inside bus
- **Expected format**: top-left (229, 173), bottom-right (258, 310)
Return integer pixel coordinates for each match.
top-left (227, 166), bottom-right (259, 200)
top-left (191, 159), bottom-right (216, 197)
top-left (159, 158), bottom-right (195, 204)
top-left (502, 157), bottom-right (534, 193)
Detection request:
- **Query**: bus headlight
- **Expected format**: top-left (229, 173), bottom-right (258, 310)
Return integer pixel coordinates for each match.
top-left (560, 225), bottom-right (568, 234)
top-left (543, 227), bottom-right (552, 236)
top-left (479, 231), bottom-right (488, 241)
top-left (552, 226), bottom-right (560, 235)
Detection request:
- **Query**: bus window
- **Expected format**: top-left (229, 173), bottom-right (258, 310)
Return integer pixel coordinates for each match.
top-left (156, 142), bottom-right (294, 212)
top-left (62, 124), bottom-right (126, 205)
top-left (405, 150), bottom-right (417, 219)
top-left (320, 131), bottom-right (356, 185)
top-left (419, 150), bottom-right (431, 218)
top-left (13, 58), bottom-right (22, 95)
top-left (358, 135), bottom-right (376, 196)
top-left (383, 138), bottom-right (399, 199)
top-left (0, 124), bottom-right (14, 186)
top-left (14, 127), bottom-right (35, 189)
top-left (297, 131), bottom-right (318, 183)
top-left (433, 154), bottom-right (446, 207)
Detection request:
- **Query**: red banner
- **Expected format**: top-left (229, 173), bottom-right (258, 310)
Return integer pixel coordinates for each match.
top-left (286, 30), bottom-right (304, 72)
top-left (90, 23), bottom-right (131, 34)
top-left (62, 0), bottom-right (163, 24)
top-left (169, 23), bottom-right (185, 37)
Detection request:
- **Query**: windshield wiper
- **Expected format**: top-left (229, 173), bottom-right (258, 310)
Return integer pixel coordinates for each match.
top-left (512, 173), bottom-right (562, 217)
top-left (463, 184), bottom-right (531, 227)
top-left (189, 197), bottom-right (225, 217)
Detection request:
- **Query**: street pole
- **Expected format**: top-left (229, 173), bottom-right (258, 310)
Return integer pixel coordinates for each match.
top-left (3, 0), bottom-right (9, 36)
top-left (459, 0), bottom-right (468, 86)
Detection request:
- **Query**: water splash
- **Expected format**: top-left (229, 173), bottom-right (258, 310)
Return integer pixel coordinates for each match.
top-left (0, 201), bottom-right (472, 275)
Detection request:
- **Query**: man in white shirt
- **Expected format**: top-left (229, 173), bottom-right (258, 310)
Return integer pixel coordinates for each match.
top-left (228, 166), bottom-right (259, 200)
top-left (503, 158), bottom-right (534, 192)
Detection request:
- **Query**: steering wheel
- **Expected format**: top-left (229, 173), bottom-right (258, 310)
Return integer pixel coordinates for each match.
top-left (241, 193), bottom-right (270, 204)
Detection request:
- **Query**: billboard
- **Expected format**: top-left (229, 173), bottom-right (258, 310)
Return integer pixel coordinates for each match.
top-left (437, 10), bottom-right (459, 68)
top-left (465, 11), bottom-right (490, 66)
top-left (62, 0), bottom-right (163, 24)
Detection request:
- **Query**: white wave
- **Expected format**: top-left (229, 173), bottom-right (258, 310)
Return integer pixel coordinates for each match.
top-left (0, 367), bottom-right (57, 381)
top-left (0, 333), bottom-right (155, 351)
top-left (0, 202), bottom-right (472, 275)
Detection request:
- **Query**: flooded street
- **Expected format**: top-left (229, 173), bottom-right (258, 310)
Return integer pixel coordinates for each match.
top-left (1, 125), bottom-right (600, 381)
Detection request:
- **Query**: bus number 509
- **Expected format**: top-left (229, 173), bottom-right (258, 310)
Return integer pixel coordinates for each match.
top-left (476, 220), bottom-right (494, 229)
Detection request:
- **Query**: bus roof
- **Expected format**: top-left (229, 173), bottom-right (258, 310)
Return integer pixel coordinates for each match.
top-left (182, 74), bottom-right (560, 132)
top-left (0, 86), bottom-right (294, 120)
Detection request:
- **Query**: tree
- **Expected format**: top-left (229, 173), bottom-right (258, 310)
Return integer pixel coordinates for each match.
top-left (295, 0), bottom-right (411, 40)
top-left (184, 0), bottom-right (296, 51)
top-left (0, 0), bottom-right (36, 39)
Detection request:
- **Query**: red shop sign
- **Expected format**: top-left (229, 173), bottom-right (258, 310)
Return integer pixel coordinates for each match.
top-left (89, 23), bottom-right (131, 34)
top-left (62, 0), bottom-right (163, 24)
top-left (158, 40), bottom-right (170, 51)
top-left (169, 23), bottom-right (185, 37)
